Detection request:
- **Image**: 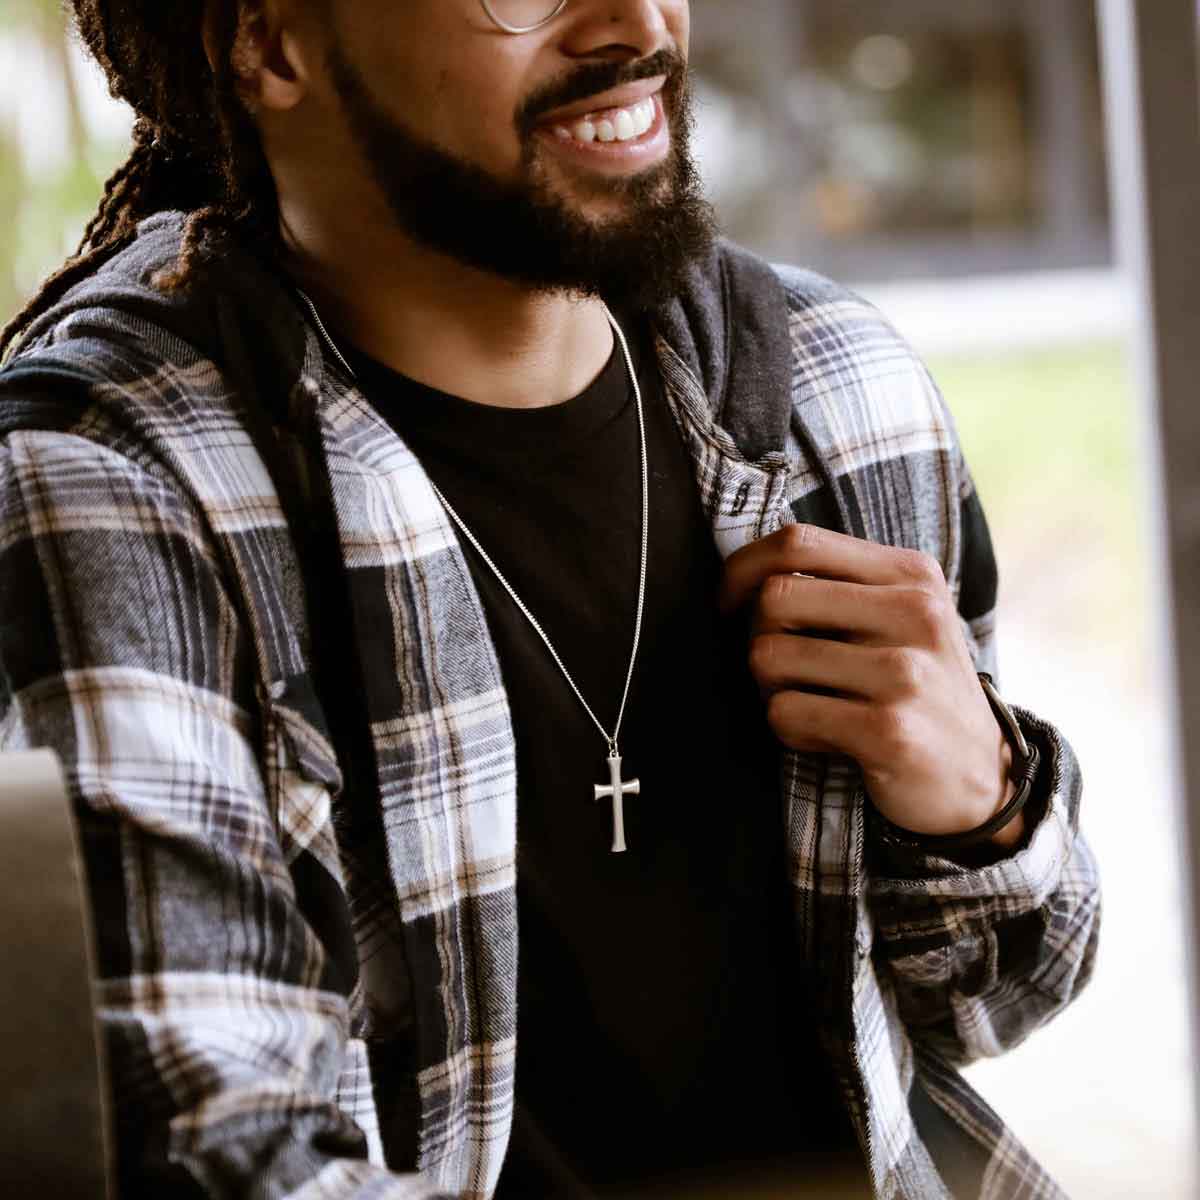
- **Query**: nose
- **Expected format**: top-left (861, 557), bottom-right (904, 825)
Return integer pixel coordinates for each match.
top-left (561, 0), bottom-right (683, 62)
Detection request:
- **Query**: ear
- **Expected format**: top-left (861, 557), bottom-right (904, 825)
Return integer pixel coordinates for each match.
top-left (204, 0), bottom-right (313, 113)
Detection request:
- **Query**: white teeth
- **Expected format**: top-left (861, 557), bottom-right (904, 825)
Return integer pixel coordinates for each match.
top-left (554, 125), bottom-right (572, 140)
top-left (558, 97), bottom-right (657, 145)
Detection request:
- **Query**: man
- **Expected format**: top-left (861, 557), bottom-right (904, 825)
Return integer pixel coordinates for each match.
top-left (0, 0), bottom-right (1098, 1197)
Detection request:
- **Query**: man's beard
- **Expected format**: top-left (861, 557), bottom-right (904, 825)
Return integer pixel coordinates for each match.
top-left (324, 41), bottom-right (716, 311)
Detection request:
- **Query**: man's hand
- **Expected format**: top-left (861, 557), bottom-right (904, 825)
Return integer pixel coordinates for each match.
top-left (721, 524), bottom-right (1023, 848)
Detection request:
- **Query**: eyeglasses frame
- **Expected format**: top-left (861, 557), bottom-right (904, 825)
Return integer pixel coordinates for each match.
top-left (479, 0), bottom-right (569, 34)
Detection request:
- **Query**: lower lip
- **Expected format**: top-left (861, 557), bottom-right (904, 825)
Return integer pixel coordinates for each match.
top-left (534, 94), bottom-right (670, 172)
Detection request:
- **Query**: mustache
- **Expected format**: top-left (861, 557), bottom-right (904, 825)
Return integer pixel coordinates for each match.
top-left (517, 48), bottom-right (687, 133)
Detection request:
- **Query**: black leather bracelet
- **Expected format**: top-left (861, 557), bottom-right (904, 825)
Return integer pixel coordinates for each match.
top-left (869, 673), bottom-right (1040, 855)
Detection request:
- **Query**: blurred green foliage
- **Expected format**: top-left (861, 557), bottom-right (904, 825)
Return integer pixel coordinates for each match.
top-left (932, 343), bottom-right (1144, 672)
top-left (0, 0), bottom-right (129, 325)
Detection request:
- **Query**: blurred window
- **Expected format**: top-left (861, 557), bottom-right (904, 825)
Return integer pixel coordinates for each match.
top-left (691, 0), bottom-right (1110, 281)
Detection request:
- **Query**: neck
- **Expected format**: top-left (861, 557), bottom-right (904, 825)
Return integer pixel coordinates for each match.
top-left (283, 214), bottom-right (615, 410)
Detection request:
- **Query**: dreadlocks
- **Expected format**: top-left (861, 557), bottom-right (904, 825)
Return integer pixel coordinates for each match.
top-left (0, 0), bottom-right (281, 359)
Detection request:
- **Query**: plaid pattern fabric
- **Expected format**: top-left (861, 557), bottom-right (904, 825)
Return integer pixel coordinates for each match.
top-left (0, 217), bottom-right (1099, 1199)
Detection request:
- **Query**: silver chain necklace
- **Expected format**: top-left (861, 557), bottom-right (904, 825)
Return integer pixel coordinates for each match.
top-left (297, 291), bottom-right (649, 853)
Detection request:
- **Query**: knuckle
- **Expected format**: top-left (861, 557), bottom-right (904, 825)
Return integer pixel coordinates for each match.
top-left (881, 646), bottom-right (924, 696)
top-left (780, 522), bottom-right (821, 559)
top-left (900, 547), bottom-right (946, 587)
top-left (906, 587), bottom-right (949, 644)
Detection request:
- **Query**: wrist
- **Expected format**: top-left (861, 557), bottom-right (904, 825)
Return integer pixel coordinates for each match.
top-left (868, 676), bottom-right (1038, 858)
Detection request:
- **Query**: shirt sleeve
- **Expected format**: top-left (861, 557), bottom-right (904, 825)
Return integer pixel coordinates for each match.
top-left (864, 398), bottom-right (1102, 1066)
top-left (0, 423), bottom-right (447, 1198)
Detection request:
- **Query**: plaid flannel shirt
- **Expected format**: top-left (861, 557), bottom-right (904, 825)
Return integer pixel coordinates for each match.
top-left (0, 214), bottom-right (1099, 1199)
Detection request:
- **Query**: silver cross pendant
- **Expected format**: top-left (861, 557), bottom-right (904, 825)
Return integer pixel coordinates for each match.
top-left (593, 752), bottom-right (640, 853)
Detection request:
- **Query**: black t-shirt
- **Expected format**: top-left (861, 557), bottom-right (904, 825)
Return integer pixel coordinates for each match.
top-left (343, 319), bottom-right (867, 1198)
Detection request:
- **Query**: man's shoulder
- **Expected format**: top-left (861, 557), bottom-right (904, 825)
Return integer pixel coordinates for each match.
top-left (766, 257), bottom-right (930, 381)
top-left (687, 239), bottom-right (933, 391)
top-left (656, 240), bottom-right (944, 463)
top-left (764, 258), bottom-right (857, 308)
top-left (9, 213), bottom-right (215, 365)
top-left (0, 213), bottom-right (307, 446)
top-left (757, 257), bottom-right (947, 454)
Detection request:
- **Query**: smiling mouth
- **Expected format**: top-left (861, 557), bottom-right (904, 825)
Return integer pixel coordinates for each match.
top-left (530, 92), bottom-right (670, 173)
top-left (548, 95), bottom-right (659, 145)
